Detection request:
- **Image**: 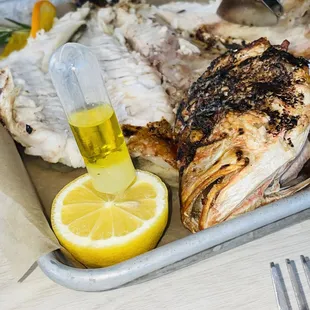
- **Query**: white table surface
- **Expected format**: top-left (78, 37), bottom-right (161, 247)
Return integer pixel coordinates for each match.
top-left (0, 218), bottom-right (310, 310)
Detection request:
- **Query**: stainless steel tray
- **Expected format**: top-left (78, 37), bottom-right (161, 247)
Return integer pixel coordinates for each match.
top-left (9, 0), bottom-right (308, 292)
top-left (38, 187), bottom-right (310, 292)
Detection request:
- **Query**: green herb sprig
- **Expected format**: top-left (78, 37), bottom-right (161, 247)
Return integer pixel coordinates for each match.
top-left (0, 18), bottom-right (30, 45)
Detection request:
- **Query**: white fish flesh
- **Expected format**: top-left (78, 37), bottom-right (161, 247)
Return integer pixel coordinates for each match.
top-left (0, 8), bottom-right (90, 168)
top-left (78, 10), bottom-right (178, 185)
top-left (0, 6), bottom-right (177, 184)
top-left (79, 10), bottom-right (174, 127)
top-left (156, 1), bottom-right (310, 58)
top-left (155, 1), bottom-right (222, 33)
top-left (112, 6), bottom-right (216, 94)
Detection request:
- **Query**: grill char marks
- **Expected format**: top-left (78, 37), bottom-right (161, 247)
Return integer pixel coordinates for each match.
top-left (176, 38), bottom-right (309, 171)
top-left (176, 37), bottom-right (310, 232)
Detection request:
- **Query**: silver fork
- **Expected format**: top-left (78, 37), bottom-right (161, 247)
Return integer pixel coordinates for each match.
top-left (271, 256), bottom-right (310, 310)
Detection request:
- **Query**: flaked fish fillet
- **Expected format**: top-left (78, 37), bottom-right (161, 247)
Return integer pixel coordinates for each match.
top-left (0, 6), bottom-right (177, 184)
top-left (95, 6), bottom-right (195, 97)
top-left (156, 1), bottom-right (310, 58)
top-left (106, 5), bottom-right (216, 102)
top-left (79, 10), bottom-right (174, 126)
top-left (195, 21), bottom-right (310, 58)
top-left (0, 8), bottom-right (90, 167)
top-left (78, 11), bottom-right (178, 185)
top-left (176, 38), bottom-right (310, 232)
top-left (155, 1), bottom-right (221, 33)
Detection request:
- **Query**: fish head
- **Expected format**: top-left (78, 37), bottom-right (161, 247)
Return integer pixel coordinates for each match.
top-left (177, 38), bottom-right (310, 232)
top-left (181, 110), bottom-right (310, 232)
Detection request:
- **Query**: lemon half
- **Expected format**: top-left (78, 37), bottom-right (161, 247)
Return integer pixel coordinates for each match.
top-left (51, 170), bottom-right (168, 267)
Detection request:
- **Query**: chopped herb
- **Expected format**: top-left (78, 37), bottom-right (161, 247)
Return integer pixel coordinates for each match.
top-left (0, 19), bottom-right (30, 46)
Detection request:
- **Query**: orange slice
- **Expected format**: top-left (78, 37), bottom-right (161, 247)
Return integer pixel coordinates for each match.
top-left (30, 0), bottom-right (57, 38)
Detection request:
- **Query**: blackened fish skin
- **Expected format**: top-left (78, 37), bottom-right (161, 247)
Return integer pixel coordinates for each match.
top-left (176, 38), bottom-right (310, 232)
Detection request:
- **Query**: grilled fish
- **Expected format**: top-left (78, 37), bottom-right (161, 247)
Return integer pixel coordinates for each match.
top-left (0, 8), bottom-right (90, 167)
top-left (97, 5), bottom-right (213, 103)
top-left (78, 10), bottom-right (178, 186)
top-left (0, 6), bottom-right (177, 185)
top-left (176, 38), bottom-right (310, 232)
top-left (156, 1), bottom-right (310, 58)
top-left (79, 9), bottom-right (174, 127)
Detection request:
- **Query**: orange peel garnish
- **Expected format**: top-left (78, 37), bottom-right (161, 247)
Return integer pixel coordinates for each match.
top-left (30, 0), bottom-right (56, 38)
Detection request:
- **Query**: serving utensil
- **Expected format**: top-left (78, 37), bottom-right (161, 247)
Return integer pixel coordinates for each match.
top-left (270, 256), bottom-right (310, 310)
top-left (217, 0), bottom-right (283, 27)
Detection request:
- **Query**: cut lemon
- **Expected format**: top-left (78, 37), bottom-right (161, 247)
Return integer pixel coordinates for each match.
top-left (30, 0), bottom-right (57, 38)
top-left (1, 31), bottom-right (29, 58)
top-left (51, 170), bottom-right (168, 267)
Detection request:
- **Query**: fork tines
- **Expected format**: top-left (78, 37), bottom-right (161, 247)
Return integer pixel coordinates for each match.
top-left (301, 255), bottom-right (310, 289)
top-left (270, 256), bottom-right (310, 310)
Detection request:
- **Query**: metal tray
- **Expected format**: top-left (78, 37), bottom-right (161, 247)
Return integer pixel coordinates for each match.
top-left (7, 0), bottom-right (308, 292)
top-left (38, 187), bottom-right (310, 292)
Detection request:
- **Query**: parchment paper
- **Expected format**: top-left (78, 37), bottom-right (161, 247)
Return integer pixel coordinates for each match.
top-left (0, 125), bottom-right (59, 279)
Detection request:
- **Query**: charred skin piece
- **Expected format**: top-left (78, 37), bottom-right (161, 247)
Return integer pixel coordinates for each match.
top-left (122, 120), bottom-right (179, 187)
top-left (122, 119), bottom-right (176, 169)
top-left (176, 38), bottom-right (310, 232)
top-left (74, 0), bottom-right (119, 7)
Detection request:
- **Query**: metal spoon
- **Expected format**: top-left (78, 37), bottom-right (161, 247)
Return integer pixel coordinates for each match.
top-left (217, 0), bottom-right (283, 27)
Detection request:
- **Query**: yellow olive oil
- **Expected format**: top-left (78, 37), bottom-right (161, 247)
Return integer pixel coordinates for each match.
top-left (69, 104), bottom-right (136, 194)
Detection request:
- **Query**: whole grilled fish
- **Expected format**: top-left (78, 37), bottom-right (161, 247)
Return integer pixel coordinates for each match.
top-left (176, 38), bottom-right (310, 232)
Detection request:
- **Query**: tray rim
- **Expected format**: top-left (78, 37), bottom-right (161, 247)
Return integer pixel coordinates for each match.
top-left (38, 186), bottom-right (310, 292)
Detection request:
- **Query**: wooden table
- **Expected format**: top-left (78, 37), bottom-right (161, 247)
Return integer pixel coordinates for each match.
top-left (1, 219), bottom-right (310, 309)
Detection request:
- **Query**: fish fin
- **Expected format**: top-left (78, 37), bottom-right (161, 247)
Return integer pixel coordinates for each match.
top-left (265, 177), bottom-right (310, 204)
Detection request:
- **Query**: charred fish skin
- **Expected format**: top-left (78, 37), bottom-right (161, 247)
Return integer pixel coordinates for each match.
top-left (123, 120), bottom-right (179, 187)
top-left (177, 37), bottom-right (310, 232)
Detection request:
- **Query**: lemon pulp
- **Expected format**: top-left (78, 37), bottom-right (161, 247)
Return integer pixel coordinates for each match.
top-left (51, 171), bottom-right (168, 267)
